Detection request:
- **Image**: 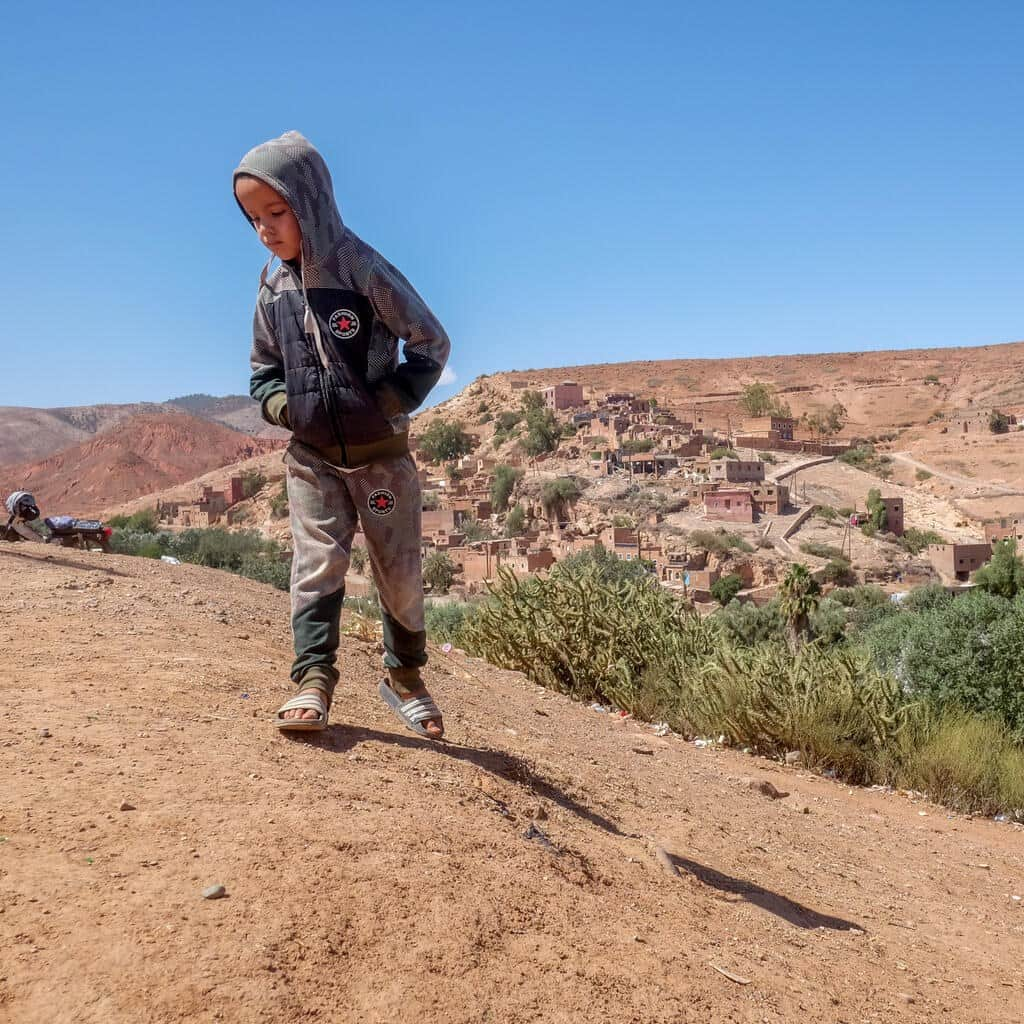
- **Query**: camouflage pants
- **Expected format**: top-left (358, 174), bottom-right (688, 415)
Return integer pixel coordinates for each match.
top-left (284, 441), bottom-right (425, 685)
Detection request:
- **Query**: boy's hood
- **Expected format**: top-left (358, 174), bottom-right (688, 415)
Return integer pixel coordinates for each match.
top-left (233, 131), bottom-right (344, 280)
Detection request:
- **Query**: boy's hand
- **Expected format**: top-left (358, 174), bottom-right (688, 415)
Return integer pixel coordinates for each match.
top-left (264, 392), bottom-right (290, 429)
top-left (373, 384), bottom-right (406, 420)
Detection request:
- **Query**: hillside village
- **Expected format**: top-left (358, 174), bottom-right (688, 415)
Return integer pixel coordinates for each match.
top-left (86, 367), bottom-right (1024, 609)
top-left (394, 375), bottom-right (1019, 604)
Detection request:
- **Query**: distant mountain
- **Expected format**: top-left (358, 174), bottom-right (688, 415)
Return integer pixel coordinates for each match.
top-left (0, 412), bottom-right (285, 515)
top-left (0, 395), bottom-right (286, 466)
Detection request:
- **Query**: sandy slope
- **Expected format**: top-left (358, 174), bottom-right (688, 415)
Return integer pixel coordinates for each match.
top-left (1, 545), bottom-right (1022, 1023)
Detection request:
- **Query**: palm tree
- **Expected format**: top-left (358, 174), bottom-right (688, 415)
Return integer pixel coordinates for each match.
top-left (779, 563), bottom-right (821, 649)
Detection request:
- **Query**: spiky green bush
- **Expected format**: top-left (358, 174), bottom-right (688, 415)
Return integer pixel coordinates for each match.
top-left (681, 643), bottom-right (917, 784)
top-left (461, 561), bottom-right (717, 710)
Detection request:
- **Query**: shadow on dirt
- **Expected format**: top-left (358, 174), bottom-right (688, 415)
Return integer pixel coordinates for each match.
top-left (0, 547), bottom-right (131, 577)
top-left (668, 853), bottom-right (865, 932)
top-left (291, 723), bottom-right (633, 839)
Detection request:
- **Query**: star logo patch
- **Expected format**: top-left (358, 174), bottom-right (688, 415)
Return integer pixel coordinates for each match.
top-left (329, 308), bottom-right (360, 339)
top-left (368, 488), bottom-right (396, 516)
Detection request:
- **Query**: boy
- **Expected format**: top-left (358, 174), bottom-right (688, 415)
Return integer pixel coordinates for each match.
top-left (233, 131), bottom-right (449, 739)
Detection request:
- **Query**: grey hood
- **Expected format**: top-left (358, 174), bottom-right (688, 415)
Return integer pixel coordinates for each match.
top-left (233, 130), bottom-right (344, 287)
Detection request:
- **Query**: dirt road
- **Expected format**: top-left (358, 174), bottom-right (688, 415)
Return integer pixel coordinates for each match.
top-left (2, 546), bottom-right (1022, 1023)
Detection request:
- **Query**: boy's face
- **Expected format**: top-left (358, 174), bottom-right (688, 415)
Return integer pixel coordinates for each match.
top-left (234, 176), bottom-right (302, 262)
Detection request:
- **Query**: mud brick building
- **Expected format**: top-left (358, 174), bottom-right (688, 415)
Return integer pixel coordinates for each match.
top-left (750, 481), bottom-right (789, 516)
top-left (879, 496), bottom-right (905, 537)
top-left (162, 476), bottom-right (245, 527)
top-left (621, 453), bottom-right (679, 478)
top-left (743, 416), bottom-right (796, 440)
top-left (709, 459), bottom-right (765, 484)
top-left (926, 542), bottom-right (993, 582)
top-left (542, 381), bottom-right (585, 411)
top-left (950, 407), bottom-right (1016, 434)
top-left (984, 517), bottom-right (1024, 544)
top-left (704, 488), bottom-right (754, 523)
top-left (598, 526), bottom-right (662, 563)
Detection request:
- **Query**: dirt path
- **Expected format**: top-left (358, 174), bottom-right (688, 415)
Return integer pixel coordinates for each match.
top-left (2, 546), bottom-right (1023, 1023)
top-left (889, 450), bottom-right (1024, 498)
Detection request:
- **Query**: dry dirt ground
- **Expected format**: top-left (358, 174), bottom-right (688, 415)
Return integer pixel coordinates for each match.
top-left (2, 546), bottom-right (1023, 1024)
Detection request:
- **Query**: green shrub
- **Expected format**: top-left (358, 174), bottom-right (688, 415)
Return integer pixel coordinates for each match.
top-left (522, 407), bottom-right (560, 457)
top-left (349, 546), bottom-right (368, 574)
top-left (422, 551), bottom-right (456, 594)
top-left (709, 447), bottom-right (739, 460)
top-left (716, 599), bottom-right (784, 646)
top-left (495, 410), bottom-right (523, 431)
top-left (688, 529), bottom-right (753, 554)
top-left (683, 643), bottom-right (914, 784)
top-left (905, 712), bottom-right (1024, 816)
top-left (478, 412), bottom-right (492, 425)
top-left (240, 469), bottom-right (266, 499)
top-left (490, 464), bottom-right (523, 511)
top-left (108, 508), bottom-right (158, 532)
top-left (809, 597), bottom-right (849, 644)
top-left (554, 544), bottom-right (652, 586)
top-left (973, 538), bottom-right (1024, 598)
top-left (238, 554), bottom-right (290, 590)
top-left (814, 505), bottom-right (838, 522)
top-left (109, 529), bottom-right (171, 557)
top-left (460, 518), bottom-right (493, 542)
top-left (901, 583), bottom-right (951, 612)
top-left (540, 477), bottom-right (581, 521)
top-left (990, 411), bottom-right (1010, 434)
top-left (800, 540), bottom-right (844, 560)
top-left (711, 573), bottom-right (743, 605)
top-left (462, 560), bottom-right (717, 711)
top-left (424, 600), bottom-right (475, 645)
top-left (504, 504), bottom-right (526, 537)
top-left (269, 482), bottom-right (288, 519)
top-left (861, 589), bottom-right (1024, 736)
top-left (915, 468), bottom-right (933, 481)
top-left (899, 528), bottom-right (945, 555)
top-left (823, 558), bottom-right (856, 586)
top-left (419, 419), bottom-right (474, 462)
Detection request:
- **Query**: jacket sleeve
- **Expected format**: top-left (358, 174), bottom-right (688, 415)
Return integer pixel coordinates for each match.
top-left (249, 296), bottom-right (290, 428)
top-left (367, 255), bottom-right (451, 416)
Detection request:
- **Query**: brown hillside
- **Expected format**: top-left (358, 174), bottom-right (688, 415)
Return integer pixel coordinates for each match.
top-left (0, 398), bottom-right (287, 468)
top-left (0, 412), bottom-right (285, 516)
top-left (424, 338), bottom-right (1024, 437)
top-left (2, 545), bottom-right (1022, 1023)
top-left (0, 402), bottom-right (175, 466)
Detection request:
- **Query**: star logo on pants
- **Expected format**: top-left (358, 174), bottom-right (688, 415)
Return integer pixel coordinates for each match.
top-left (368, 488), bottom-right (396, 516)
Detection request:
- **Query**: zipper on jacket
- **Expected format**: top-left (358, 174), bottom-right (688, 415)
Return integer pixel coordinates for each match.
top-left (288, 261), bottom-right (350, 465)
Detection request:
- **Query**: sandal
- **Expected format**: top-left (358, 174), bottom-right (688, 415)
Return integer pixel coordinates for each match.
top-left (378, 678), bottom-right (444, 740)
top-left (273, 685), bottom-right (331, 732)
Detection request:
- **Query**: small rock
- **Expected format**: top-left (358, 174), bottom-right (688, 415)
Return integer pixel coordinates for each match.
top-left (785, 750), bottom-right (802, 765)
top-left (899, 993), bottom-right (915, 1004)
top-left (118, 801), bottom-right (136, 812)
top-left (202, 884), bottom-right (227, 900)
top-left (38, 729), bottom-right (51, 739)
top-left (533, 804), bottom-right (548, 821)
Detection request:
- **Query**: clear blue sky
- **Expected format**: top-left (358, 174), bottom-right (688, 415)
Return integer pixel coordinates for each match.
top-left (3, 1), bottom-right (1022, 409)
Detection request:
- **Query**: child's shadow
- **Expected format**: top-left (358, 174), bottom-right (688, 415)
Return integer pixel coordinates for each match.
top-left (292, 722), bottom-right (631, 839)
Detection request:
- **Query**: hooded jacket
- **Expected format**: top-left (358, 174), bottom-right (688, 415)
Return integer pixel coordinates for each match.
top-left (234, 131), bottom-right (450, 466)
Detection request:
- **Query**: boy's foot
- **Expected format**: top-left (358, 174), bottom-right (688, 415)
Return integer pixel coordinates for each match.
top-left (280, 685), bottom-right (330, 721)
top-left (382, 678), bottom-right (444, 739)
top-left (278, 666), bottom-right (337, 723)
